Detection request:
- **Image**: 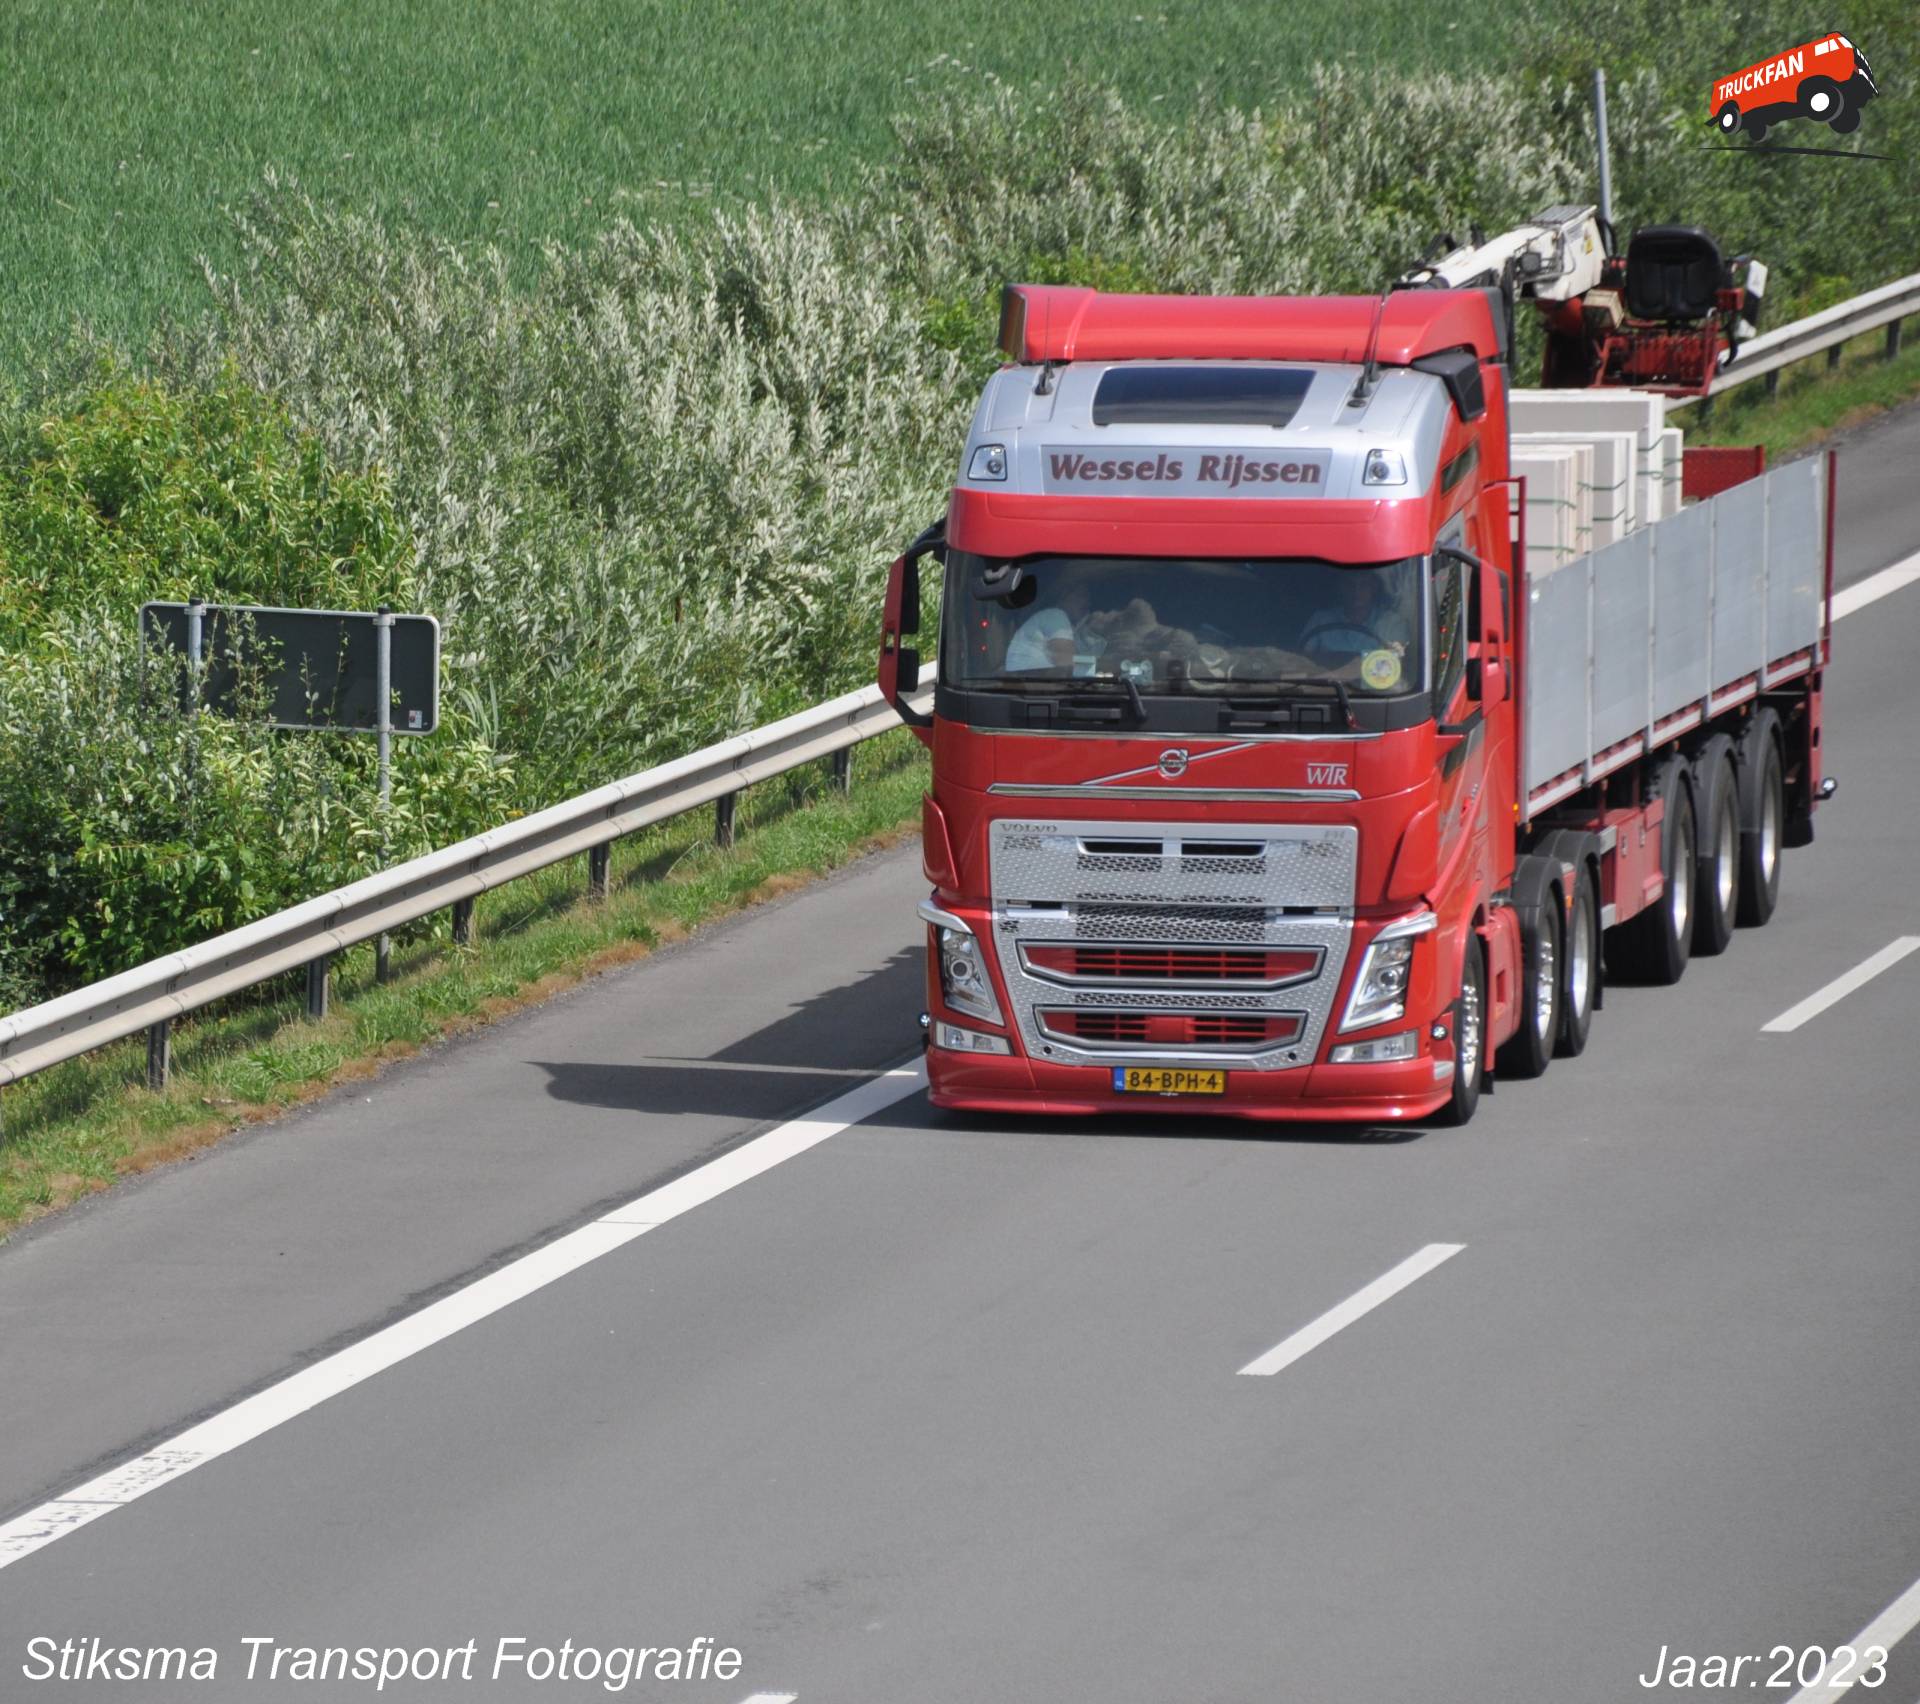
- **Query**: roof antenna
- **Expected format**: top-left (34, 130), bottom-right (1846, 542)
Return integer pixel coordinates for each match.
top-left (1347, 285), bottom-right (1393, 410)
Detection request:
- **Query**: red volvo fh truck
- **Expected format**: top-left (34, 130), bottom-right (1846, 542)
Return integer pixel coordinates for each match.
top-left (877, 284), bottom-right (1833, 1125)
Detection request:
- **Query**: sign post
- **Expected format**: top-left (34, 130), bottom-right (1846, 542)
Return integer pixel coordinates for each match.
top-left (140, 600), bottom-right (442, 1014)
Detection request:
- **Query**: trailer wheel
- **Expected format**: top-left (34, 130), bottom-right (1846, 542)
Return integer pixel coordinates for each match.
top-left (1435, 936), bottom-right (1485, 1126)
top-left (1607, 756), bottom-right (1696, 985)
top-left (1497, 897), bottom-right (1560, 1080)
top-left (1800, 77), bottom-right (1845, 123)
top-left (1716, 101), bottom-right (1742, 135)
top-left (1737, 712), bottom-right (1785, 926)
top-left (1691, 736), bottom-right (1741, 956)
top-left (1557, 864), bottom-right (1599, 1058)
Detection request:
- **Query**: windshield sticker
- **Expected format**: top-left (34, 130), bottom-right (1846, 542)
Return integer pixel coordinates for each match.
top-left (1039, 446), bottom-right (1333, 497)
top-left (1360, 649), bottom-right (1404, 691)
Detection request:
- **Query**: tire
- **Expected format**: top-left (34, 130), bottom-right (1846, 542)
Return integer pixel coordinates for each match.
top-left (1497, 898), bottom-right (1560, 1080)
top-left (1736, 712), bottom-right (1785, 927)
top-left (1557, 864), bottom-right (1600, 1058)
top-left (1831, 107), bottom-right (1861, 134)
top-left (1716, 101), bottom-right (1742, 136)
top-left (1745, 116), bottom-right (1770, 143)
top-left (1606, 756), bottom-right (1696, 985)
top-left (1434, 935), bottom-right (1486, 1127)
top-left (1800, 77), bottom-right (1845, 123)
top-left (1690, 736), bottom-right (1741, 957)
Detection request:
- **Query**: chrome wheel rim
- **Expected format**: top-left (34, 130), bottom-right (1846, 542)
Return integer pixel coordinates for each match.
top-left (1458, 967), bottom-right (1482, 1085)
top-left (1761, 774), bottom-right (1781, 884)
top-left (1715, 801), bottom-right (1736, 913)
top-left (1671, 814), bottom-right (1693, 938)
top-left (1534, 927), bottom-right (1557, 1043)
top-left (1570, 897), bottom-right (1594, 1018)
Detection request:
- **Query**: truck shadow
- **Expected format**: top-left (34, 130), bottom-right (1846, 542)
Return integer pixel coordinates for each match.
top-left (532, 945), bottom-right (926, 1123)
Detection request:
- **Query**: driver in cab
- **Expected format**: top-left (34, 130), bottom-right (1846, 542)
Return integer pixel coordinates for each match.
top-left (1300, 569), bottom-right (1413, 676)
top-left (1005, 580), bottom-right (1095, 674)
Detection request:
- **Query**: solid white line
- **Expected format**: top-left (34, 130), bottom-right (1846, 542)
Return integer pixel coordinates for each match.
top-left (1237, 1243), bottom-right (1465, 1377)
top-left (738, 1694), bottom-right (800, 1703)
top-left (1832, 551), bottom-right (1920, 622)
top-left (0, 1061), bottom-right (927, 1573)
top-left (1761, 937), bottom-right (1920, 1033)
top-left (1783, 1570), bottom-right (1920, 1700)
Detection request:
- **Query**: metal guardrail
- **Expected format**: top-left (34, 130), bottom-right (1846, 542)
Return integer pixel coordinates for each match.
top-left (0, 667), bottom-right (934, 1091)
top-left (1668, 269), bottom-right (1920, 413)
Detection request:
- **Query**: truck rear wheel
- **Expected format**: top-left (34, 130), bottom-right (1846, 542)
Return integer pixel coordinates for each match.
top-left (1557, 865), bottom-right (1599, 1058)
top-left (1691, 736), bottom-right (1741, 956)
top-left (1607, 756), bottom-right (1696, 985)
top-left (1737, 711), bottom-right (1785, 927)
top-left (1435, 936), bottom-right (1485, 1127)
top-left (1497, 898), bottom-right (1560, 1080)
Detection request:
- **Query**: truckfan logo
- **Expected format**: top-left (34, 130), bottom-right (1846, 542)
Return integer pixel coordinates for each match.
top-left (1158, 748), bottom-right (1190, 778)
top-left (1306, 762), bottom-right (1350, 787)
top-left (1710, 33), bottom-right (1878, 145)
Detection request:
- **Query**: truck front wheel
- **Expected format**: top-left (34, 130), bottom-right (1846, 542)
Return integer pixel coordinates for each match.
top-left (1435, 937), bottom-right (1486, 1127)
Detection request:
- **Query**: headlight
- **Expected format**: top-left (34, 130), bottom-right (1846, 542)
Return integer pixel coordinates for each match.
top-left (919, 901), bottom-right (1005, 1025)
top-left (1339, 911), bottom-right (1435, 1033)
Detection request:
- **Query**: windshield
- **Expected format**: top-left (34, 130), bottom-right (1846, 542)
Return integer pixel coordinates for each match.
top-left (943, 553), bottom-right (1427, 698)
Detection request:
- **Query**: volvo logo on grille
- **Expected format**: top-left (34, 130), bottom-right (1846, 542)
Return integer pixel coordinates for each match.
top-left (1306, 762), bottom-right (1349, 786)
top-left (1158, 748), bottom-right (1190, 778)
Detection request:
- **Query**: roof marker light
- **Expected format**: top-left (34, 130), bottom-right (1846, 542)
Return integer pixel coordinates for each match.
top-left (968, 443), bottom-right (1009, 482)
top-left (1363, 449), bottom-right (1408, 486)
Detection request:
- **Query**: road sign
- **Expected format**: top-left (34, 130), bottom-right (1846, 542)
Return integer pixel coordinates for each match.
top-left (139, 602), bottom-right (440, 734)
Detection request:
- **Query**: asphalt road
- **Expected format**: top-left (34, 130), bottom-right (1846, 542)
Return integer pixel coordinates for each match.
top-left (3, 402), bottom-right (1919, 1703)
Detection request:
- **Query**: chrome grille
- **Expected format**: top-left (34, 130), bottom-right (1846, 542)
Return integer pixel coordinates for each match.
top-left (990, 819), bottom-right (1357, 911)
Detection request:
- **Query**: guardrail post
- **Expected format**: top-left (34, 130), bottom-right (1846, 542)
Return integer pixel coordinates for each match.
top-left (1888, 317), bottom-right (1905, 362)
top-left (451, 898), bottom-right (475, 946)
top-left (715, 792), bottom-right (737, 849)
top-left (1764, 369), bottom-right (1781, 399)
top-left (146, 1020), bottom-right (171, 1092)
top-left (587, 842), bottom-right (611, 902)
top-left (305, 955), bottom-right (330, 1021)
top-left (1827, 341), bottom-right (1845, 372)
top-left (832, 747), bottom-right (853, 795)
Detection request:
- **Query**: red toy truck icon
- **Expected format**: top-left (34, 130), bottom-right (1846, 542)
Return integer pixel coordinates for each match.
top-left (1711, 33), bottom-right (1878, 142)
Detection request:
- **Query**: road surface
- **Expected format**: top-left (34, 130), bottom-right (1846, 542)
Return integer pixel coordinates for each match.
top-left (3, 405), bottom-right (1919, 1703)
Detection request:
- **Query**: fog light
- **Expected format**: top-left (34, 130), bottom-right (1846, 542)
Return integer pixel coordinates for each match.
top-left (934, 1021), bottom-right (1011, 1055)
top-left (1329, 1031), bottom-right (1418, 1064)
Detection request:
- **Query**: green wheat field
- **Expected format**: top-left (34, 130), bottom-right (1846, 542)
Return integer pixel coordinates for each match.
top-left (2, 0), bottom-right (1505, 370)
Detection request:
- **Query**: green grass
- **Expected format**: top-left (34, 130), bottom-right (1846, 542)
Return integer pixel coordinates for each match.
top-left (0, 731), bottom-right (930, 1241)
top-left (0, 0), bottom-right (1504, 372)
top-left (1679, 333), bottom-right (1920, 461)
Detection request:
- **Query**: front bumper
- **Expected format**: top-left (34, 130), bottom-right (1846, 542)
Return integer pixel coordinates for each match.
top-left (927, 1046), bottom-right (1454, 1123)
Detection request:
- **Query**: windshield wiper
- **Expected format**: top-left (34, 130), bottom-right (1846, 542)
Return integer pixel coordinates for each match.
top-left (978, 673), bottom-right (1149, 722)
top-left (1195, 675), bottom-right (1358, 730)
top-left (1068, 672), bottom-right (1148, 724)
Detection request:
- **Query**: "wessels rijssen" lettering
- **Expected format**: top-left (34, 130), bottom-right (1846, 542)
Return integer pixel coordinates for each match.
top-left (1046, 451), bottom-right (1324, 490)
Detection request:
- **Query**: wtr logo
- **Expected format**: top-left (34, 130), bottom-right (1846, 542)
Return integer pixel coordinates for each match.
top-left (1306, 762), bottom-right (1350, 787)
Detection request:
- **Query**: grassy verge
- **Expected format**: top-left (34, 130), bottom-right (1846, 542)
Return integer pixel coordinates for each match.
top-left (0, 733), bottom-right (929, 1242)
top-left (1679, 332), bottom-right (1920, 460)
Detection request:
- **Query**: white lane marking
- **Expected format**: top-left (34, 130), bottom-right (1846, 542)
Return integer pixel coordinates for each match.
top-left (1237, 1243), bottom-right (1465, 1377)
top-left (1832, 551), bottom-right (1920, 621)
top-left (1761, 937), bottom-right (1920, 1033)
top-left (739, 1694), bottom-right (800, 1703)
top-left (1783, 1569), bottom-right (1920, 1700)
top-left (0, 1062), bottom-right (927, 1573)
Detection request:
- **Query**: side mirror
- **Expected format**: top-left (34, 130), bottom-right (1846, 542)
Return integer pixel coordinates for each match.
top-left (878, 521), bottom-right (942, 736)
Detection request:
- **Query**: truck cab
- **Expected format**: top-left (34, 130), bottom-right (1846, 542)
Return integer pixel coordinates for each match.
top-left (880, 285), bottom-right (1526, 1122)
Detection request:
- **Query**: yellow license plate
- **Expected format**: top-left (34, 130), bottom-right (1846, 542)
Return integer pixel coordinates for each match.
top-left (1113, 1067), bottom-right (1226, 1096)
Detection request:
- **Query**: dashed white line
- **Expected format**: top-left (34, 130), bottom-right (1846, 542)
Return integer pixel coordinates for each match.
top-left (1831, 551), bottom-right (1920, 622)
top-left (1783, 1569), bottom-right (1920, 1700)
top-left (1761, 937), bottom-right (1920, 1033)
top-left (0, 1061), bottom-right (927, 1573)
top-left (1237, 1243), bottom-right (1465, 1377)
top-left (738, 1694), bottom-right (800, 1703)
